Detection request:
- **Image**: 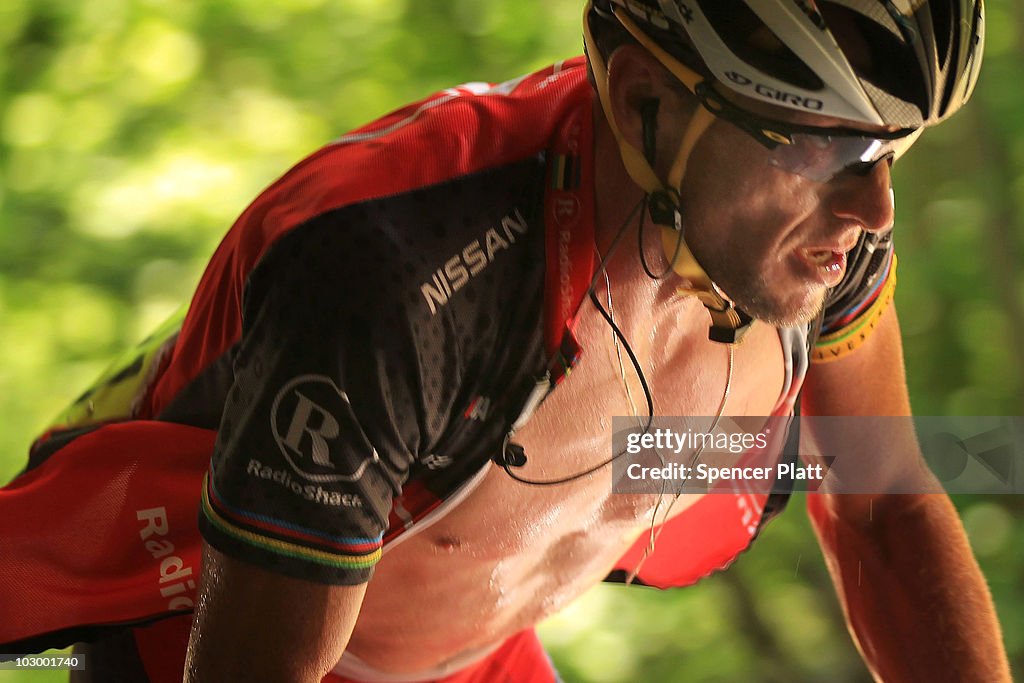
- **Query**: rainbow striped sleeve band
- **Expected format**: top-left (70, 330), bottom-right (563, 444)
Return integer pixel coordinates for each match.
top-left (200, 472), bottom-right (383, 573)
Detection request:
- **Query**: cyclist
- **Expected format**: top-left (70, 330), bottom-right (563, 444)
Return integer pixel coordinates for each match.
top-left (1, 1), bottom-right (1010, 681)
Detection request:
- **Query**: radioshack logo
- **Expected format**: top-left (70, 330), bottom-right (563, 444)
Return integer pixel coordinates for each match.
top-left (271, 374), bottom-right (377, 482)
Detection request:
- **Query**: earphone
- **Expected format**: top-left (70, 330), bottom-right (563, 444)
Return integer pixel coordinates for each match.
top-left (637, 99), bottom-right (686, 282)
top-left (640, 99), bottom-right (685, 233)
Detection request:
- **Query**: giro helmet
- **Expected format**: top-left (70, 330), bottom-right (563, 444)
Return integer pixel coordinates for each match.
top-left (591, 0), bottom-right (985, 128)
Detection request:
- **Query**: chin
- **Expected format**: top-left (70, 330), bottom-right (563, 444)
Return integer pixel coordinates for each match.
top-left (727, 282), bottom-right (826, 328)
top-left (693, 246), bottom-right (827, 328)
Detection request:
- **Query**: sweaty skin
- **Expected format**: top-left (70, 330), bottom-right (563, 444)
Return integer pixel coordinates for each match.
top-left (348, 291), bottom-right (785, 673)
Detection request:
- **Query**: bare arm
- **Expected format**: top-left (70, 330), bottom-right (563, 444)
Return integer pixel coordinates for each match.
top-left (802, 307), bottom-right (1011, 682)
top-left (184, 541), bottom-right (367, 683)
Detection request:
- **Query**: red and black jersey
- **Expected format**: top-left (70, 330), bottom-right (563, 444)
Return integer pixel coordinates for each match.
top-left (173, 60), bottom-right (599, 585)
top-left (197, 156), bottom-right (553, 584)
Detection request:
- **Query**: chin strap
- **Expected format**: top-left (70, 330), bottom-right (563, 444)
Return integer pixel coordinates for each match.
top-left (583, 1), bottom-right (753, 344)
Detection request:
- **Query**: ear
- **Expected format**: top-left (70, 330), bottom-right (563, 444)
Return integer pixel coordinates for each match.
top-left (606, 45), bottom-right (670, 154)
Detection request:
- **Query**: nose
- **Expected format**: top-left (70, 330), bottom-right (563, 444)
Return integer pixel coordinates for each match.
top-left (827, 158), bottom-right (895, 234)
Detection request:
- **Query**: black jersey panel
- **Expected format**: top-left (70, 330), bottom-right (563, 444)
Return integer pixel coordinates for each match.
top-left (199, 155), bottom-right (550, 584)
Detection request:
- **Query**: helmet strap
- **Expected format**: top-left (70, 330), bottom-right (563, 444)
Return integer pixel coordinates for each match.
top-left (584, 1), bottom-right (753, 343)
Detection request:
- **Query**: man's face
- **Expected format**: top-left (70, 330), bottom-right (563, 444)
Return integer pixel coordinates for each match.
top-left (667, 91), bottom-right (900, 328)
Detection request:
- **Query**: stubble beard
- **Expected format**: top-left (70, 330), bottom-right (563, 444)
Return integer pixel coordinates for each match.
top-left (722, 271), bottom-right (826, 328)
top-left (688, 241), bottom-right (827, 328)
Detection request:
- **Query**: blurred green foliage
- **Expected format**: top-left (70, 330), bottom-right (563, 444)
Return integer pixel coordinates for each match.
top-left (0, 1), bottom-right (1021, 681)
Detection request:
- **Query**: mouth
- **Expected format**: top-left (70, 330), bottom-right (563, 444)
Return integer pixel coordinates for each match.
top-left (797, 247), bottom-right (848, 287)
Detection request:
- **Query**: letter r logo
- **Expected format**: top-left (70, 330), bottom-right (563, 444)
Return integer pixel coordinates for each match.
top-left (283, 391), bottom-right (340, 467)
top-left (270, 375), bottom-right (378, 483)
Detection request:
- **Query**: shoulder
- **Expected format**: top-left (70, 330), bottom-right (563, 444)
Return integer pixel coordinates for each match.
top-left (234, 58), bottom-right (592, 264)
top-left (158, 61), bottom-right (588, 413)
top-left (243, 154), bottom-right (549, 325)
